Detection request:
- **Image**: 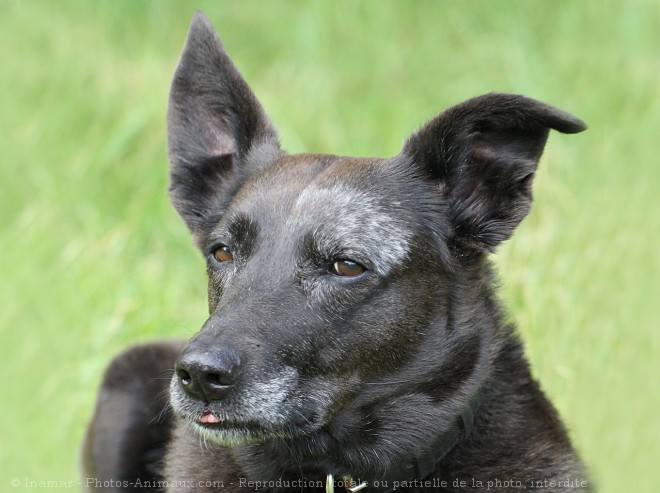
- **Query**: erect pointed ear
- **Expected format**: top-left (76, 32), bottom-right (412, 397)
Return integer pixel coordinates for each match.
top-left (167, 12), bottom-right (280, 238)
top-left (402, 93), bottom-right (586, 252)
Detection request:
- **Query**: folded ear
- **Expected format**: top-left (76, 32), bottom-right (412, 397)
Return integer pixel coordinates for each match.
top-left (402, 93), bottom-right (586, 252)
top-left (167, 12), bottom-right (280, 237)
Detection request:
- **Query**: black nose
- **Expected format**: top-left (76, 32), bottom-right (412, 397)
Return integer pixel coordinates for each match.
top-left (174, 345), bottom-right (242, 402)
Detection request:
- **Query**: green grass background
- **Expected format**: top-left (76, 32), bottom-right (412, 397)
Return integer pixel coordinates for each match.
top-left (1, 1), bottom-right (658, 491)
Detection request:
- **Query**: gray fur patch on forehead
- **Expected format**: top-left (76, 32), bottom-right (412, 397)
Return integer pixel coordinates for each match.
top-left (292, 182), bottom-right (412, 275)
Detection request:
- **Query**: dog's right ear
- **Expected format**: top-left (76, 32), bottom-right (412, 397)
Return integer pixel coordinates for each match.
top-left (167, 12), bottom-right (280, 240)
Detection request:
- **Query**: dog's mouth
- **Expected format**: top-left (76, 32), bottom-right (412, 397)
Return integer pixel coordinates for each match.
top-left (199, 409), bottom-right (222, 425)
top-left (183, 407), bottom-right (318, 445)
top-left (171, 383), bottom-right (321, 446)
top-left (194, 411), bottom-right (269, 443)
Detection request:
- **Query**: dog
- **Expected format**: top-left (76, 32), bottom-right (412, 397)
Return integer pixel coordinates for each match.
top-left (82, 11), bottom-right (590, 493)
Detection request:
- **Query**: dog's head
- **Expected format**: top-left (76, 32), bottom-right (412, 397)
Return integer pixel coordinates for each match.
top-left (167, 12), bottom-right (585, 468)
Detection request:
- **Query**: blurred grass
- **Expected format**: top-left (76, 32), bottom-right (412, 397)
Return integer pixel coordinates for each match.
top-left (0, 0), bottom-right (658, 491)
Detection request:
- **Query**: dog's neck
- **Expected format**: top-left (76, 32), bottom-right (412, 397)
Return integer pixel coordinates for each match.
top-left (234, 390), bottom-right (482, 492)
top-left (328, 390), bottom-right (482, 493)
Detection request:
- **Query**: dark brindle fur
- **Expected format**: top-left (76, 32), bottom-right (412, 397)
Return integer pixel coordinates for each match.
top-left (83, 12), bottom-right (590, 493)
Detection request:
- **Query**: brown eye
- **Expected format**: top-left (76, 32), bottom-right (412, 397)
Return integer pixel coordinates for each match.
top-left (331, 259), bottom-right (366, 277)
top-left (212, 245), bottom-right (233, 263)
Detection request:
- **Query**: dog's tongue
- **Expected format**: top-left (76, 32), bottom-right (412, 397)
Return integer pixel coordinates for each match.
top-left (199, 410), bottom-right (222, 424)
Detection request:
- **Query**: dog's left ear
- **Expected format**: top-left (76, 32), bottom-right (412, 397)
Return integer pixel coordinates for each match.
top-left (167, 12), bottom-right (280, 240)
top-left (403, 93), bottom-right (586, 252)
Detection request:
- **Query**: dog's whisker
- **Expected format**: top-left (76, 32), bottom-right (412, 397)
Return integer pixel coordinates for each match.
top-left (150, 401), bottom-right (174, 426)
